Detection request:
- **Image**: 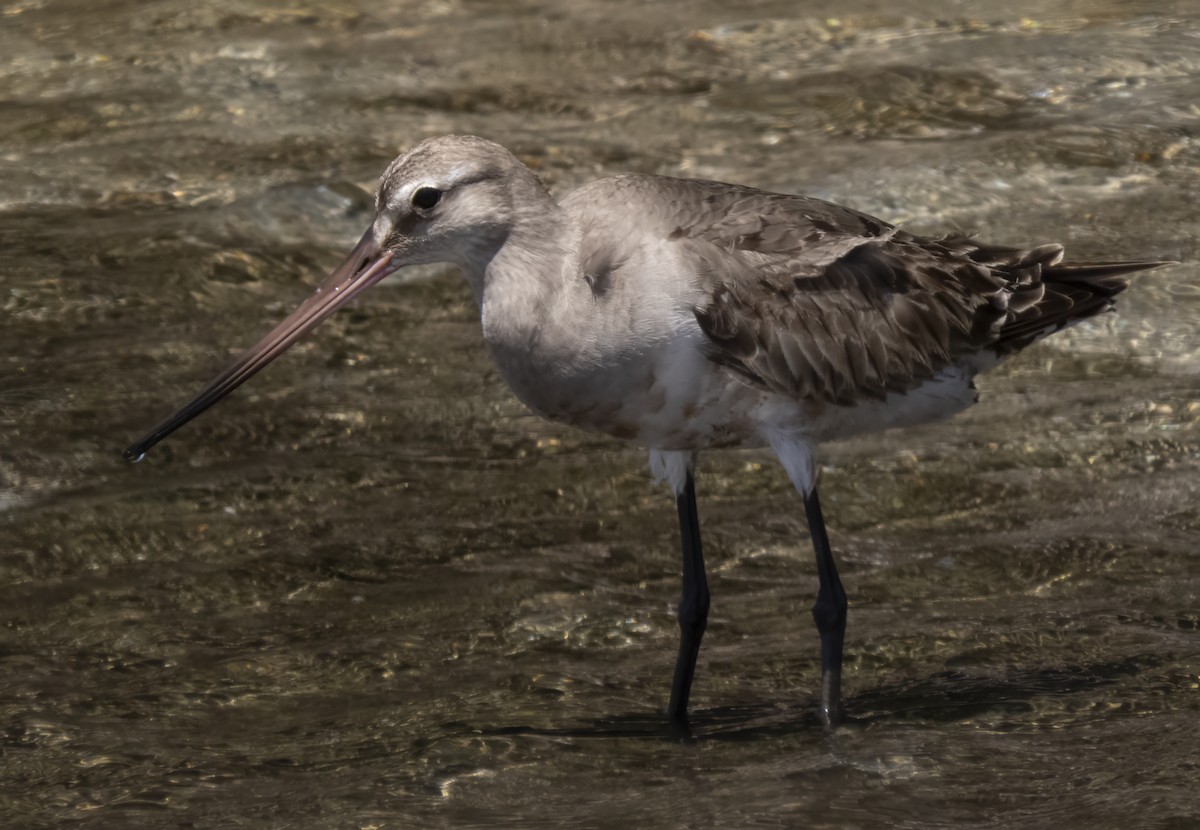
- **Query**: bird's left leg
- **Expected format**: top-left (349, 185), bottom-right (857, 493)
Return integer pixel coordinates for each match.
top-left (650, 450), bottom-right (709, 726)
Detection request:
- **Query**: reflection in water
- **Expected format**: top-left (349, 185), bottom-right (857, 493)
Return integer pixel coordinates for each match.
top-left (1, 0), bottom-right (1197, 827)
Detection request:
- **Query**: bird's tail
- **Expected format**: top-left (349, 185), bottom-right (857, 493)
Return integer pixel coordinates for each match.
top-left (962, 241), bottom-right (1173, 351)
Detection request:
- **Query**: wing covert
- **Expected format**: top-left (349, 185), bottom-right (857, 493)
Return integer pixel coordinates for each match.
top-left (682, 196), bottom-right (1012, 405)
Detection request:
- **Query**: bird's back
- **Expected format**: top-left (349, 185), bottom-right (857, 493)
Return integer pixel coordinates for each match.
top-left (564, 173), bottom-right (1163, 414)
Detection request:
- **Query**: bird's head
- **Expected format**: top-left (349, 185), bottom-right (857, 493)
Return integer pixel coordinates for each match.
top-left (371, 134), bottom-right (536, 270)
top-left (123, 134), bottom-right (535, 462)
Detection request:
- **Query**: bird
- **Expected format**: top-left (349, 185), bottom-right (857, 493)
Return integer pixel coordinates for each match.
top-left (124, 134), bottom-right (1169, 729)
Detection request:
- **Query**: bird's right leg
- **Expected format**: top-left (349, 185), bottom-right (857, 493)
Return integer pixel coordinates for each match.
top-left (803, 485), bottom-right (847, 727)
top-left (759, 431), bottom-right (847, 726)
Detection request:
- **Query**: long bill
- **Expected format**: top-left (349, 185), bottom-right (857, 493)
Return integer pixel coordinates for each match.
top-left (124, 229), bottom-right (395, 462)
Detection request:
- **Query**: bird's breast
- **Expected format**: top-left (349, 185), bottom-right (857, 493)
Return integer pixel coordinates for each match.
top-left (477, 238), bottom-right (765, 451)
top-left (485, 322), bottom-right (768, 451)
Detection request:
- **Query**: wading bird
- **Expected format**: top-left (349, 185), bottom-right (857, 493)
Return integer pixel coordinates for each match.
top-left (126, 135), bottom-right (1167, 728)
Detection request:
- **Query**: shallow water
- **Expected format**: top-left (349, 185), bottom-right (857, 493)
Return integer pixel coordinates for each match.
top-left (2, 0), bottom-right (1198, 827)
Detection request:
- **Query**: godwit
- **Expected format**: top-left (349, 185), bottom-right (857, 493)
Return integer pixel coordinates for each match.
top-left (125, 134), bottom-right (1168, 728)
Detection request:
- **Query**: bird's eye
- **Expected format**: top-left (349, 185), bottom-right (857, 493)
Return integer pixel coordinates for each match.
top-left (411, 187), bottom-right (442, 210)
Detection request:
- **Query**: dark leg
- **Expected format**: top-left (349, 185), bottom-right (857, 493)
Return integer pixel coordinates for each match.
top-left (804, 485), bottom-right (847, 727)
top-left (667, 471), bottom-right (710, 726)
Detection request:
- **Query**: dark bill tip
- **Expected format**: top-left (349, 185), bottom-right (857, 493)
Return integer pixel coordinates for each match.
top-left (123, 229), bottom-right (394, 462)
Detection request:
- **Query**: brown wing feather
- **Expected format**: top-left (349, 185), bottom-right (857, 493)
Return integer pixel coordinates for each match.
top-left (669, 179), bottom-right (1166, 405)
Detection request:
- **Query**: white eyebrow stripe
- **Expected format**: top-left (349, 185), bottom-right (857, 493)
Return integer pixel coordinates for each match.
top-left (388, 181), bottom-right (440, 210)
top-left (383, 165), bottom-right (487, 211)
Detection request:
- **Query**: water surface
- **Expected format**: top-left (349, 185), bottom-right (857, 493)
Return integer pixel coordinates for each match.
top-left (2, 1), bottom-right (1198, 827)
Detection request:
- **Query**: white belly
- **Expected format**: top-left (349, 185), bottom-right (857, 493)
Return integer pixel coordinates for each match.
top-left (490, 302), bottom-right (982, 454)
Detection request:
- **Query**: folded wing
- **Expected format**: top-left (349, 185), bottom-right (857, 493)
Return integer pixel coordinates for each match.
top-left (673, 185), bottom-right (1158, 406)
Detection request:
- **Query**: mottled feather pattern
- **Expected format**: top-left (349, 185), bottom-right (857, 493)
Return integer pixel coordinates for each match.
top-left (626, 176), bottom-right (1166, 407)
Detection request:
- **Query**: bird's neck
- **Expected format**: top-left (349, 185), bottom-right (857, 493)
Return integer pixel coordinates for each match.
top-left (461, 183), bottom-right (615, 413)
top-left (471, 190), bottom-right (586, 347)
